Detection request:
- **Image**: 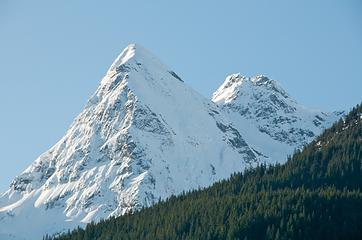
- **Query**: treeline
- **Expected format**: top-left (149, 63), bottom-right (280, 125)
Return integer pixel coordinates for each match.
top-left (48, 103), bottom-right (362, 240)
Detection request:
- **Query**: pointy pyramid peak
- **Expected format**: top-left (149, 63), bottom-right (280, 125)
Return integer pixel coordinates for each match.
top-left (107, 43), bottom-right (137, 73)
top-left (104, 43), bottom-right (184, 85)
top-left (94, 43), bottom-right (185, 103)
top-left (107, 43), bottom-right (164, 76)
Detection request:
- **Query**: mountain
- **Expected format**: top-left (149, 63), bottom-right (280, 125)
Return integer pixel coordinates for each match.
top-left (213, 73), bottom-right (343, 162)
top-left (0, 44), bottom-right (342, 239)
top-left (0, 44), bottom-right (256, 240)
top-left (50, 103), bottom-right (362, 240)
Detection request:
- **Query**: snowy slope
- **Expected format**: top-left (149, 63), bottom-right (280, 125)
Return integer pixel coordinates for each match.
top-left (0, 44), bottom-right (258, 240)
top-left (212, 73), bottom-right (343, 163)
top-left (0, 45), bottom-right (343, 240)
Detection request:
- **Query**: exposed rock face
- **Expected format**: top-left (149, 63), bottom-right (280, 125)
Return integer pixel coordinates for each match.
top-left (0, 44), bottom-right (256, 240)
top-left (0, 45), bottom-right (342, 240)
top-left (212, 73), bottom-right (342, 162)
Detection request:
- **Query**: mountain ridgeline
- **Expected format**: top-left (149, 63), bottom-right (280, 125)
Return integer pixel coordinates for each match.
top-left (50, 103), bottom-right (362, 240)
top-left (0, 44), bottom-right (345, 239)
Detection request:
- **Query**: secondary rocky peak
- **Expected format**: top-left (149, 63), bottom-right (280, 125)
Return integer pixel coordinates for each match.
top-left (212, 73), bottom-right (341, 163)
top-left (212, 73), bottom-right (291, 105)
top-left (251, 75), bottom-right (271, 84)
top-left (223, 73), bottom-right (247, 87)
top-left (212, 73), bottom-right (247, 104)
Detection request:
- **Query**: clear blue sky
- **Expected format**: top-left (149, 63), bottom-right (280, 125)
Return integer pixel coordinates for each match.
top-left (0, 0), bottom-right (361, 192)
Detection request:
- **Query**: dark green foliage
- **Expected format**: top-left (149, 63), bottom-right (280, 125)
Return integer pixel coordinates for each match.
top-left (50, 103), bottom-right (362, 240)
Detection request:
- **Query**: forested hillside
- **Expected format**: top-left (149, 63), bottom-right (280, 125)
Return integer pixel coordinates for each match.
top-left (49, 103), bottom-right (362, 240)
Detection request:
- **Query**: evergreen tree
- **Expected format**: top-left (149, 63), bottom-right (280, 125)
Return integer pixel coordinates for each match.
top-left (50, 103), bottom-right (362, 240)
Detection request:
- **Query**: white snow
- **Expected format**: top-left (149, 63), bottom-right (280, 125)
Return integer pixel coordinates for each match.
top-left (212, 73), bottom-right (342, 163)
top-left (0, 44), bottom-right (343, 240)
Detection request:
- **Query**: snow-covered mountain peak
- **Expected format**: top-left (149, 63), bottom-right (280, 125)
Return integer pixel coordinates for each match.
top-left (104, 43), bottom-right (182, 86)
top-left (212, 73), bottom-right (290, 105)
top-left (250, 75), bottom-right (290, 98)
top-left (108, 43), bottom-right (150, 73)
top-left (93, 43), bottom-right (185, 109)
top-left (250, 75), bottom-right (270, 84)
top-left (212, 73), bottom-right (247, 104)
top-left (106, 43), bottom-right (176, 80)
top-left (212, 73), bottom-right (342, 162)
top-left (0, 44), bottom-right (258, 240)
top-left (109, 43), bottom-right (137, 70)
top-left (0, 45), bottom-right (343, 240)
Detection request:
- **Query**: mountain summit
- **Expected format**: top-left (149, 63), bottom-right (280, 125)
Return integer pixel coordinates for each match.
top-left (0, 44), bottom-right (256, 240)
top-left (0, 45), bottom-right (341, 239)
top-left (213, 73), bottom-right (343, 162)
